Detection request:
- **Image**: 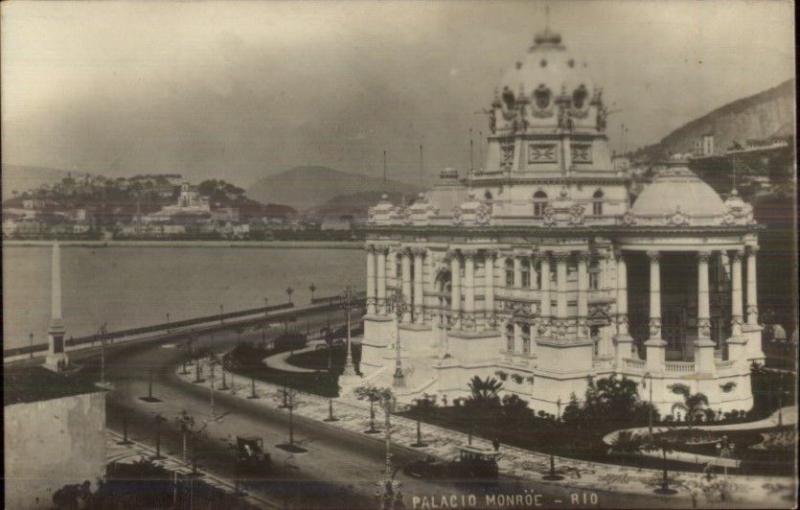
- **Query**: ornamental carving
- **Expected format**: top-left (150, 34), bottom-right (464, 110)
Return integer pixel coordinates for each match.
top-left (622, 211), bottom-right (637, 226)
top-left (542, 205), bottom-right (556, 226)
top-left (528, 143), bottom-right (557, 163)
top-left (500, 141), bottom-right (515, 172)
top-left (665, 205), bottom-right (690, 226)
top-left (571, 144), bottom-right (592, 163)
top-left (475, 202), bottom-right (492, 225)
top-left (451, 206), bottom-right (463, 225)
top-left (569, 203), bottom-right (585, 225)
top-left (698, 318), bottom-right (712, 338)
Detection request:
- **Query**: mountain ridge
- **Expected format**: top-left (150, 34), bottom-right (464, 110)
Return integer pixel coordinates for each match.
top-left (246, 165), bottom-right (422, 212)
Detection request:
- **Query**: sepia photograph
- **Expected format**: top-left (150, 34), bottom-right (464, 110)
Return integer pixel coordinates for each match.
top-left (2, 1), bottom-right (797, 509)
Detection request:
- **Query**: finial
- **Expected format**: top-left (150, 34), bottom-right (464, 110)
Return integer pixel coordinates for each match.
top-left (545, 5), bottom-right (550, 31)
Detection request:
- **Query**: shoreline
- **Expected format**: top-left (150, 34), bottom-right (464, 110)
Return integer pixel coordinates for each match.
top-left (2, 239), bottom-right (364, 249)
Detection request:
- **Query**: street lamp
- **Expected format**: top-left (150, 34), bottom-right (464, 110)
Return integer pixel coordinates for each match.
top-left (339, 286), bottom-right (357, 377)
top-left (642, 372), bottom-right (654, 438)
top-left (286, 286), bottom-right (294, 305)
top-left (375, 390), bottom-right (403, 510)
top-left (264, 297), bottom-right (269, 317)
top-left (219, 304), bottom-right (224, 324)
top-left (389, 288), bottom-right (407, 388)
top-left (309, 283), bottom-right (317, 303)
top-left (29, 332), bottom-right (33, 359)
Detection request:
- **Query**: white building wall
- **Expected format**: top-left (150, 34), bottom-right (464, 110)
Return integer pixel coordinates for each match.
top-left (4, 391), bottom-right (106, 510)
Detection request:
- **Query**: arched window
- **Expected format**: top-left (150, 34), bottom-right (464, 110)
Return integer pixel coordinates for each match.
top-left (533, 191), bottom-right (548, 217)
top-left (521, 260), bottom-right (530, 288)
top-left (592, 189), bottom-right (604, 215)
top-left (505, 258), bottom-right (515, 287)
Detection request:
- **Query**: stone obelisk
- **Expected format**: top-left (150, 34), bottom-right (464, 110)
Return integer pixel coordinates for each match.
top-left (45, 241), bottom-right (68, 371)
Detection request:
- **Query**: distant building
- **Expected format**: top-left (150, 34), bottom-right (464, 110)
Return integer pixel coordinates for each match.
top-left (4, 367), bottom-right (106, 509)
top-left (321, 216), bottom-right (354, 231)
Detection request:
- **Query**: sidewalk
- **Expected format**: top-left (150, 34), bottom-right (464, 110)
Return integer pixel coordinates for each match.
top-left (178, 361), bottom-right (797, 508)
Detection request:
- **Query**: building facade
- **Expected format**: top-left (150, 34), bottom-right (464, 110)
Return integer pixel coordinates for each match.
top-left (362, 28), bottom-right (763, 415)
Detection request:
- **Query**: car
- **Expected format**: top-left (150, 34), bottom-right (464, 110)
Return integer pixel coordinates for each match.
top-left (235, 436), bottom-right (271, 475)
top-left (404, 445), bottom-right (501, 480)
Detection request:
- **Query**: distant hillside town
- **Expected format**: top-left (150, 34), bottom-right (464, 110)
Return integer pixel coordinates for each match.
top-left (1, 173), bottom-right (360, 241)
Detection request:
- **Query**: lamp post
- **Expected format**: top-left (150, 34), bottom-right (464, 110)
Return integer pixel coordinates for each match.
top-left (166, 312), bottom-right (170, 333)
top-left (339, 286), bottom-right (357, 376)
top-left (309, 283), bottom-right (317, 303)
top-left (286, 286), bottom-right (294, 305)
top-left (219, 304), bottom-right (224, 324)
top-left (556, 397), bottom-right (562, 421)
top-left (264, 297), bottom-right (269, 317)
top-left (29, 332), bottom-right (33, 359)
top-left (375, 390), bottom-right (403, 510)
top-left (642, 372), bottom-right (654, 438)
top-left (389, 288), bottom-right (406, 388)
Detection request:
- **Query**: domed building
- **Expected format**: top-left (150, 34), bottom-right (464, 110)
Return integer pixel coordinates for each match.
top-left (361, 28), bottom-right (763, 415)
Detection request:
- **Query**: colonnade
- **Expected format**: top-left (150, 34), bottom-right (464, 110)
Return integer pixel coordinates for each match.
top-left (625, 246), bottom-right (759, 371)
top-left (366, 243), bottom-right (759, 367)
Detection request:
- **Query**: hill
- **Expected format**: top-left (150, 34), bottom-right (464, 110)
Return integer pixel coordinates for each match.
top-left (246, 166), bottom-right (422, 212)
top-left (634, 79), bottom-right (795, 160)
top-left (304, 190), bottom-right (417, 222)
top-left (1, 165), bottom-right (91, 200)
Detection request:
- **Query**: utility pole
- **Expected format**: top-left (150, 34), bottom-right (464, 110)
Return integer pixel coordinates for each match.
top-left (419, 144), bottom-right (424, 187)
top-left (383, 150), bottom-right (387, 183)
top-left (469, 128), bottom-right (474, 174)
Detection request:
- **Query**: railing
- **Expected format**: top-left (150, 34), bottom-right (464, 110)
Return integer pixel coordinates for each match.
top-left (593, 357), bottom-right (614, 370)
top-left (623, 358), bottom-right (645, 370)
top-left (666, 361), bottom-right (696, 373)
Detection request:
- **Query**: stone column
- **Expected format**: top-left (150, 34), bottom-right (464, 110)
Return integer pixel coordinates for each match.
top-left (513, 321), bottom-right (522, 354)
top-left (513, 256), bottom-right (522, 288)
top-left (529, 253), bottom-right (538, 290)
top-left (696, 251), bottom-right (716, 374)
top-left (539, 253), bottom-right (552, 327)
top-left (463, 250), bottom-right (476, 330)
top-left (577, 251), bottom-right (590, 339)
top-left (746, 246), bottom-right (759, 325)
top-left (554, 252), bottom-right (569, 338)
top-left (645, 251), bottom-right (666, 371)
top-left (376, 247), bottom-right (387, 315)
top-left (366, 246), bottom-right (376, 315)
top-left (450, 251), bottom-right (461, 329)
top-left (484, 251), bottom-right (496, 325)
top-left (614, 249), bottom-right (633, 366)
top-left (413, 248), bottom-right (425, 324)
top-left (401, 249), bottom-right (412, 323)
top-left (731, 249), bottom-right (744, 337)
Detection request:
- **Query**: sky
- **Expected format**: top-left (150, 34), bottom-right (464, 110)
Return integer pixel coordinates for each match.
top-left (1, 0), bottom-right (794, 187)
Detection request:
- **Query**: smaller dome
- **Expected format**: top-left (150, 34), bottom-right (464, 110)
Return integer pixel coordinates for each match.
top-left (631, 163), bottom-right (727, 220)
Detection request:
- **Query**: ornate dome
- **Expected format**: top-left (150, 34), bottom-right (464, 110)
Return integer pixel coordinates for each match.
top-left (631, 162), bottom-right (727, 223)
top-left (498, 28), bottom-right (595, 110)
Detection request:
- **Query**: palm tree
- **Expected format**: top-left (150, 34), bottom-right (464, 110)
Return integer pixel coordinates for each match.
top-left (467, 375), bottom-right (503, 407)
top-left (670, 385), bottom-right (709, 430)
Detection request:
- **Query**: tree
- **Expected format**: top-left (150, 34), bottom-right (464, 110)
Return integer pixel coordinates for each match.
top-left (466, 375), bottom-right (503, 408)
top-left (355, 385), bottom-right (392, 433)
top-left (561, 393), bottom-right (584, 427)
top-left (670, 385), bottom-right (709, 430)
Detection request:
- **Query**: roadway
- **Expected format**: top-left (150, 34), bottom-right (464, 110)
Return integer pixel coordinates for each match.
top-left (90, 312), bottom-right (709, 510)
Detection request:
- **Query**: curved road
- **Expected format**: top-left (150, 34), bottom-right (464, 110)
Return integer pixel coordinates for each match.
top-left (90, 320), bottom-right (711, 510)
